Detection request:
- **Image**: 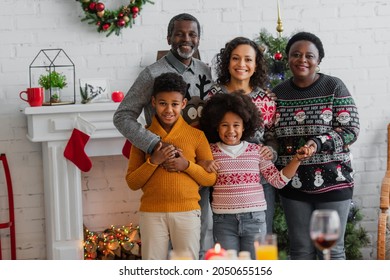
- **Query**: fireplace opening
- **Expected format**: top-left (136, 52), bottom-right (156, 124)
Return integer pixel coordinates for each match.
top-left (82, 155), bottom-right (141, 232)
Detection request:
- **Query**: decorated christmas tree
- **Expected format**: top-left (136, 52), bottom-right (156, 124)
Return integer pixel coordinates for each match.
top-left (255, 28), bottom-right (292, 89)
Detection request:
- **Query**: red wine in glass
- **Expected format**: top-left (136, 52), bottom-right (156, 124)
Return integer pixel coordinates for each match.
top-left (310, 210), bottom-right (340, 260)
top-left (311, 233), bottom-right (338, 251)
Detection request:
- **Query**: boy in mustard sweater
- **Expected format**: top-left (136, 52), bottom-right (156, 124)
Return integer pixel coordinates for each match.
top-left (126, 72), bottom-right (217, 260)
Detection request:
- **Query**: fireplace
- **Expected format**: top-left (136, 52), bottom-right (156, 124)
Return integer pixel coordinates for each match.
top-left (24, 103), bottom-right (125, 259)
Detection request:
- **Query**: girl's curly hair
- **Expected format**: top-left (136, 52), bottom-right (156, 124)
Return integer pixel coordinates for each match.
top-left (215, 37), bottom-right (269, 89)
top-left (200, 91), bottom-right (262, 143)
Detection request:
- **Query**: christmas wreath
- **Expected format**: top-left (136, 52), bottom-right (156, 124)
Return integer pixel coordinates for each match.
top-left (76, 0), bottom-right (154, 37)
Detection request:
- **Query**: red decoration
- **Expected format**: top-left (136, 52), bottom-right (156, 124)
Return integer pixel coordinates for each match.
top-left (63, 116), bottom-right (96, 172)
top-left (76, 0), bottom-right (154, 37)
top-left (274, 51), bottom-right (283, 60)
top-left (204, 243), bottom-right (227, 260)
top-left (88, 2), bottom-right (96, 11)
top-left (102, 23), bottom-right (111, 30)
top-left (117, 18), bottom-right (126, 27)
top-left (111, 91), bottom-right (124, 102)
top-left (96, 2), bottom-right (105, 12)
top-left (122, 140), bottom-right (132, 159)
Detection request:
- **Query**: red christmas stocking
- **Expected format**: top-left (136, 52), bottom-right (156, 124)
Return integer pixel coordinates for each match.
top-left (122, 140), bottom-right (132, 159)
top-left (64, 115), bottom-right (96, 172)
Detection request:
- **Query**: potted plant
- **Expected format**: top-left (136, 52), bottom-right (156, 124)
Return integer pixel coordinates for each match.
top-left (38, 70), bottom-right (67, 103)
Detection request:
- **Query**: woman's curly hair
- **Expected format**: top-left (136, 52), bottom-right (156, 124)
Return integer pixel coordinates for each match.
top-left (200, 91), bottom-right (262, 143)
top-left (214, 37), bottom-right (269, 89)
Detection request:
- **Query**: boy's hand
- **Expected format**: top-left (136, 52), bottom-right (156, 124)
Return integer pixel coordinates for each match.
top-left (259, 145), bottom-right (274, 160)
top-left (150, 143), bottom-right (177, 165)
top-left (198, 159), bottom-right (220, 173)
top-left (163, 150), bottom-right (189, 172)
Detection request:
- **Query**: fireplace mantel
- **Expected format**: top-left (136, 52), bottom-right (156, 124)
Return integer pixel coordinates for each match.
top-left (24, 103), bottom-right (125, 259)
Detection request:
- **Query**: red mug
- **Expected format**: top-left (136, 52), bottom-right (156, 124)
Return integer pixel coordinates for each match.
top-left (20, 87), bottom-right (44, 107)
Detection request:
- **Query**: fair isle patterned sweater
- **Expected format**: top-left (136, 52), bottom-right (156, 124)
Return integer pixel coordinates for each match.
top-left (205, 84), bottom-right (277, 149)
top-left (272, 73), bottom-right (360, 202)
top-left (210, 141), bottom-right (289, 214)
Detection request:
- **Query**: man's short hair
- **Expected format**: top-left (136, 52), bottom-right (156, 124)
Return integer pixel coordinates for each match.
top-left (167, 13), bottom-right (201, 38)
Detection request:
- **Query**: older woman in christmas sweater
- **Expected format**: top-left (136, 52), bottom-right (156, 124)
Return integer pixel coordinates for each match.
top-left (271, 31), bottom-right (360, 260)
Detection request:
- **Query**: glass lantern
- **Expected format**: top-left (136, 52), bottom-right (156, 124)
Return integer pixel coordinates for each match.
top-left (29, 49), bottom-right (76, 105)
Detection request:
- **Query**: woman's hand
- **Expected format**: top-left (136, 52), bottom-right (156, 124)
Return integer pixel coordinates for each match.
top-left (265, 88), bottom-right (277, 102)
top-left (295, 145), bottom-right (315, 161)
top-left (305, 140), bottom-right (317, 154)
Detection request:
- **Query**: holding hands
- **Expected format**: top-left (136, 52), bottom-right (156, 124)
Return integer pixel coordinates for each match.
top-left (149, 142), bottom-right (178, 165)
top-left (162, 149), bottom-right (189, 172)
top-left (295, 144), bottom-right (316, 161)
top-left (151, 141), bottom-right (189, 172)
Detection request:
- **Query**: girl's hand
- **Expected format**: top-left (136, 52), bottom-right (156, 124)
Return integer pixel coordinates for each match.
top-left (198, 159), bottom-right (220, 173)
top-left (295, 145), bottom-right (314, 161)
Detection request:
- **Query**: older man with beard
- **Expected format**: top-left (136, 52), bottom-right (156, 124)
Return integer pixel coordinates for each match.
top-left (113, 13), bottom-right (214, 260)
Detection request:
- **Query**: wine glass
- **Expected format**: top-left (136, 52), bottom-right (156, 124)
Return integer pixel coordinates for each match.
top-left (309, 209), bottom-right (340, 260)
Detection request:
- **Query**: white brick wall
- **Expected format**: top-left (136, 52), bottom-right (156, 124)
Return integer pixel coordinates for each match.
top-left (0, 0), bottom-right (389, 260)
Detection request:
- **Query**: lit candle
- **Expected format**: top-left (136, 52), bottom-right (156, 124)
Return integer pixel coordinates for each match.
top-left (204, 243), bottom-right (227, 260)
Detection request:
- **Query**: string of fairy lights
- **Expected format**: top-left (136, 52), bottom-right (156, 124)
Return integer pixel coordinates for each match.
top-left (83, 224), bottom-right (141, 260)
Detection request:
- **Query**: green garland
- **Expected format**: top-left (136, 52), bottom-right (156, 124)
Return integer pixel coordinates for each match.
top-left (76, 0), bottom-right (154, 37)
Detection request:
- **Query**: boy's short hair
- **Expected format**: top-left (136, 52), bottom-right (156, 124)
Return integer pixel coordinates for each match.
top-left (152, 72), bottom-right (187, 97)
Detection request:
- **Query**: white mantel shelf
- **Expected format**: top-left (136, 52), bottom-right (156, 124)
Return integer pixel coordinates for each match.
top-left (24, 102), bottom-right (125, 260)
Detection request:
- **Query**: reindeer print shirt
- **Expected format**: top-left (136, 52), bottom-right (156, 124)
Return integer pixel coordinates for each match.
top-left (114, 51), bottom-right (213, 154)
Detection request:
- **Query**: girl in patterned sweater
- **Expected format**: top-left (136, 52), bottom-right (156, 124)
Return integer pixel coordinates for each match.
top-left (199, 92), bottom-right (313, 259)
top-left (205, 37), bottom-right (278, 234)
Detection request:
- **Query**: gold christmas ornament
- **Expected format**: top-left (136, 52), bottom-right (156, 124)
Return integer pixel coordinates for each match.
top-left (97, 10), bottom-right (105, 17)
top-left (276, 0), bottom-right (284, 37)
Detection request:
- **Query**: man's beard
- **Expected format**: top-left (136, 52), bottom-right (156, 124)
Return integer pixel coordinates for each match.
top-left (176, 46), bottom-right (196, 60)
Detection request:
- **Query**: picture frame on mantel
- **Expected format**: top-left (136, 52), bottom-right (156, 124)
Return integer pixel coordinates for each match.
top-left (79, 78), bottom-right (110, 104)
